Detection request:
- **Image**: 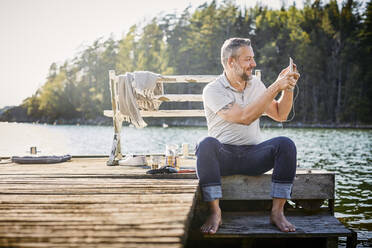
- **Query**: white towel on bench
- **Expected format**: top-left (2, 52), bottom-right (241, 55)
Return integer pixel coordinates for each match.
top-left (132, 71), bottom-right (159, 94)
top-left (117, 71), bottom-right (161, 128)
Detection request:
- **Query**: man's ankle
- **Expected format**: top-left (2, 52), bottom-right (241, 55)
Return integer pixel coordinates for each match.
top-left (271, 207), bottom-right (284, 215)
top-left (210, 206), bottom-right (221, 216)
top-left (207, 199), bottom-right (221, 215)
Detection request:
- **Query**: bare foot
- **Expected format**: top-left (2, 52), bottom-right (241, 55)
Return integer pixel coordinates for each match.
top-left (270, 211), bottom-right (296, 232)
top-left (200, 210), bottom-right (222, 234)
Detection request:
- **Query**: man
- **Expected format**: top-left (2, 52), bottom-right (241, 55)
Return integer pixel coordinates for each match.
top-left (196, 37), bottom-right (300, 234)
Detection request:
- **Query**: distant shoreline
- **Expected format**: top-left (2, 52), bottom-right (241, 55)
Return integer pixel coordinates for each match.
top-left (1, 119), bottom-right (371, 129)
top-left (1, 105), bottom-right (371, 129)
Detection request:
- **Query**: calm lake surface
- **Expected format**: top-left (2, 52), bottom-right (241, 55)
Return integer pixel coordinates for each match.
top-left (0, 122), bottom-right (371, 246)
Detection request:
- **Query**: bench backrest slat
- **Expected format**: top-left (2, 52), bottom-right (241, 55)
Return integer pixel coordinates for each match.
top-left (157, 75), bottom-right (217, 83)
top-left (157, 94), bottom-right (202, 102)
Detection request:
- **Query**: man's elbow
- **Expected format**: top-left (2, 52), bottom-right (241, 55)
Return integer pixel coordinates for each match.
top-left (276, 114), bottom-right (288, 122)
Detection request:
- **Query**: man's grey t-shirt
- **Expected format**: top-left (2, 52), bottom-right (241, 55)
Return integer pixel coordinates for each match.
top-left (203, 73), bottom-right (267, 145)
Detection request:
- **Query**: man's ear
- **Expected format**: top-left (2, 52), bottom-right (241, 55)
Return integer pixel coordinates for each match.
top-left (227, 57), bottom-right (235, 68)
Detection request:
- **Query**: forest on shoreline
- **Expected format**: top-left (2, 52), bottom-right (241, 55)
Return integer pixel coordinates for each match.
top-left (1, 0), bottom-right (371, 126)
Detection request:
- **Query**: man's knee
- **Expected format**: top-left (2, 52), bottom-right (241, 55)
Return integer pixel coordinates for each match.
top-left (276, 136), bottom-right (297, 154)
top-left (196, 137), bottom-right (220, 155)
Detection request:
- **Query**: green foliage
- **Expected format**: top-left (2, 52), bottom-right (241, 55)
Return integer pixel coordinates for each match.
top-left (18, 0), bottom-right (372, 124)
top-left (116, 25), bottom-right (137, 74)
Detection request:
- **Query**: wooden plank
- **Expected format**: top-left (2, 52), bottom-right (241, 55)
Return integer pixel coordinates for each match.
top-left (155, 94), bottom-right (202, 102)
top-left (0, 214), bottom-right (190, 223)
top-left (0, 236), bottom-right (182, 243)
top-left (0, 203), bottom-right (191, 211)
top-left (0, 182), bottom-right (198, 188)
top-left (0, 174), bottom-right (198, 179)
top-left (0, 208), bottom-right (192, 216)
top-left (0, 172), bottom-right (197, 179)
top-left (0, 193), bottom-right (195, 204)
top-left (221, 171), bottom-right (334, 200)
top-left (104, 109), bottom-right (205, 118)
top-left (0, 188), bottom-right (197, 194)
top-left (156, 75), bottom-right (217, 83)
top-left (0, 242), bottom-right (181, 248)
top-left (205, 211), bottom-right (352, 238)
top-left (141, 110), bottom-right (205, 117)
top-left (0, 222), bottom-right (185, 230)
top-left (0, 229), bottom-right (185, 238)
top-left (0, 242), bottom-right (182, 248)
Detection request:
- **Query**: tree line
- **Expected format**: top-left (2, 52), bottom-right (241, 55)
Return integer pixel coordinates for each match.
top-left (2, 0), bottom-right (371, 125)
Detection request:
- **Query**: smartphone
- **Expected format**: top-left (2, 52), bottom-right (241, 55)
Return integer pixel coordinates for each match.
top-left (289, 57), bottom-right (294, 73)
top-left (288, 57), bottom-right (295, 91)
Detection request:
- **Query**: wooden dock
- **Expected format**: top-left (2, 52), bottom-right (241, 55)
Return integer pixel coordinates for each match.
top-left (0, 156), bottom-right (356, 248)
top-left (0, 157), bottom-right (199, 248)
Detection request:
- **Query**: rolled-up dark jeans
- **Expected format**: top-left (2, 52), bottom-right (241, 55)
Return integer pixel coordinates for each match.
top-left (195, 136), bottom-right (297, 202)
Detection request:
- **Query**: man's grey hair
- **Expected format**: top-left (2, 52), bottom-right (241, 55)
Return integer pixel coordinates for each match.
top-left (221, 38), bottom-right (251, 69)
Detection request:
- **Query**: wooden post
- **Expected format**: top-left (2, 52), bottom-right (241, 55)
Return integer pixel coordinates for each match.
top-left (255, 69), bottom-right (261, 81)
top-left (346, 230), bottom-right (357, 248)
top-left (107, 70), bottom-right (123, 166)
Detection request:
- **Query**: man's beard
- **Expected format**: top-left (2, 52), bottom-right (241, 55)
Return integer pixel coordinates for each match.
top-left (233, 63), bottom-right (252, 82)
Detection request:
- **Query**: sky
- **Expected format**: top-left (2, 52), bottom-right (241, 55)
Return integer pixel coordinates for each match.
top-left (0, 0), bottom-right (360, 108)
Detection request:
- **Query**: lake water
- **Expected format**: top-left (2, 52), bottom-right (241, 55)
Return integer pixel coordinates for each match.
top-left (0, 122), bottom-right (371, 246)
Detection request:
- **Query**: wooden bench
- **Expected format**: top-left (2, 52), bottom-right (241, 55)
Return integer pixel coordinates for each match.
top-left (103, 70), bottom-right (356, 247)
top-left (103, 70), bottom-right (219, 166)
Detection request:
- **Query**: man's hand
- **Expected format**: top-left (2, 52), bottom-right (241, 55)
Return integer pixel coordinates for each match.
top-left (275, 67), bottom-right (300, 91)
top-left (264, 65), bottom-right (300, 122)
